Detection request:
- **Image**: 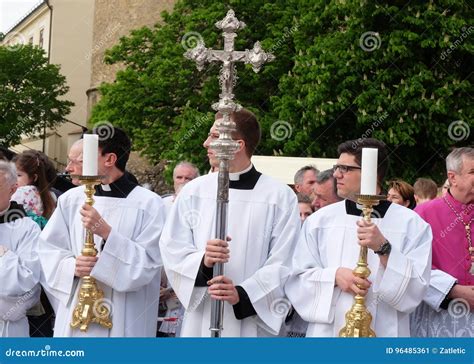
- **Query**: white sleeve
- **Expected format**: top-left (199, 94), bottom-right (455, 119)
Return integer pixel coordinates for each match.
top-left (285, 219), bottom-right (341, 324)
top-left (0, 218), bottom-right (41, 321)
top-left (0, 286), bottom-right (40, 321)
top-left (424, 269), bottom-right (457, 311)
top-left (0, 219), bottom-right (41, 296)
top-left (374, 217), bottom-right (432, 313)
top-left (159, 192), bottom-right (207, 311)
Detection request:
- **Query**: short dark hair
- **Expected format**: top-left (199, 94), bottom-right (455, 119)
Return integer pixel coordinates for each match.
top-left (337, 138), bottom-right (389, 184)
top-left (216, 109), bottom-right (261, 158)
top-left (92, 126), bottom-right (131, 172)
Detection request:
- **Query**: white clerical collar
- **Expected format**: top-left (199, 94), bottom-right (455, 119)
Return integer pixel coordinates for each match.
top-left (229, 163), bottom-right (253, 181)
top-left (100, 184), bottom-right (112, 192)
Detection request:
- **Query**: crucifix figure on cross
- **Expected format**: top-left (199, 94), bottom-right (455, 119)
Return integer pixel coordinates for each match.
top-left (183, 9), bottom-right (274, 337)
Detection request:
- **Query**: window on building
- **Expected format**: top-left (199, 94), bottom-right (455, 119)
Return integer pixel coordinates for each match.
top-left (39, 29), bottom-right (44, 48)
top-left (29, 37), bottom-right (33, 44)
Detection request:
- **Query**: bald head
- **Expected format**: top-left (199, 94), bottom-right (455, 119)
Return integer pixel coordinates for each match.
top-left (66, 139), bottom-right (83, 185)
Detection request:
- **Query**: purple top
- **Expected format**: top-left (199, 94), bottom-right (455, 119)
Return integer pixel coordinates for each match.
top-left (415, 192), bottom-right (474, 285)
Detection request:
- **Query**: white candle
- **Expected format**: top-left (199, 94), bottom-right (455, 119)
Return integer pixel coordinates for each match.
top-left (360, 148), bottom-right (378, 195)
top-left (82, 134), bottom-right (98, 176)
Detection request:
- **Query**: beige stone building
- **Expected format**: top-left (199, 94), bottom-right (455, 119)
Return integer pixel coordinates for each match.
top-left (2, 0), bottom-right (95, 168)
top-left (87, 0), bottom-right (175, 120)
top-left (2, 0), bottom-right (175, 169)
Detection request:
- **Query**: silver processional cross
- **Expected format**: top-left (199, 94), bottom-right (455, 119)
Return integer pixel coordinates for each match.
top-left (184, 9), bottom-right (274, 337)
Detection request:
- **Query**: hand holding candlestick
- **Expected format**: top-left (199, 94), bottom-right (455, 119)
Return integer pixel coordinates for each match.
top-left (70, 134), bottom-right (112, 332)
top-left (339, 148), bottom-right (385, 337)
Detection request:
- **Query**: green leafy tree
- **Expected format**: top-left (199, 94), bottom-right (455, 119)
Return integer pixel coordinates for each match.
top-left (91, 0), bottom-right (472, 182)
top-left (271, 0), bottom-right (473, 182)
top-left (0, 44), bottom-right (73, 146)
top-left (90, 0), bottom-right (300, 177)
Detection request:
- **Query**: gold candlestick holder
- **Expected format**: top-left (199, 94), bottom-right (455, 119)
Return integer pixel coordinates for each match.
top-left (70, 175), bottom-right (113, 332)
top-left (339, 194), bottom-right (385, 338)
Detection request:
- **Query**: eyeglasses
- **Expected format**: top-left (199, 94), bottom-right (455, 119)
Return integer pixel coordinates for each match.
top-left (332, 164), bottom-right (361, 174)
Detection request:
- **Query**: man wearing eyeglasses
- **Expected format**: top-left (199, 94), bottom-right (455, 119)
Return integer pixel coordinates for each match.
top-left (286, 138), bottom-right (432, 337)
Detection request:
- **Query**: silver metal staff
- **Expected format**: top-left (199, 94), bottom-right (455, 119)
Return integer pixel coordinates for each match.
top-left (184, 9), bottom-right (274, 337)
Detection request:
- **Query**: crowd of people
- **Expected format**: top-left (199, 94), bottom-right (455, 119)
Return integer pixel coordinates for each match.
top-left (0, 109), bottom-right (472, 338)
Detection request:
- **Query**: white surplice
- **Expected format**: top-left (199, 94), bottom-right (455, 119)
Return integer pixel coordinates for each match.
top-left (38, 185), bottom-right (164, 337)
top-left (0, 209), bottom-right (41, 337)
top-left (285, 200), bottom-right (432, 337)
top-left (159, 169), bottom-right (300, 337)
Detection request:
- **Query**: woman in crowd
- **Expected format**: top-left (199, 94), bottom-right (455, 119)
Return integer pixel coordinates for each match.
top-left (386, 179), bottom-right (416, 209)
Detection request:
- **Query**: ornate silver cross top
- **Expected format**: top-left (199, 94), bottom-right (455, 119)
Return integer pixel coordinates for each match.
top-left (184, 9), bottom-right (274, 160)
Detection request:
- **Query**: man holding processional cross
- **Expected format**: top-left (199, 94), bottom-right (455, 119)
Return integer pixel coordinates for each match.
top-left (159, 10), bottom-right (300, 337)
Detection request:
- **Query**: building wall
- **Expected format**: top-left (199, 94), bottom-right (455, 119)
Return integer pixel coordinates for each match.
top-left (2, 0), bottom-right (95, 168)
top-left (3, 0), bottom-right (177, 169)
top-left (47, 0), bottom-right (95, 166)
top-left (87, 0), bottom-right (175, 119)
top-left (2, 3), bottom-right (50, 55)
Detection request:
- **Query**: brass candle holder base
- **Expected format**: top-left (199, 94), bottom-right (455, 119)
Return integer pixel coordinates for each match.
top-left (70, 175), bottom-right (112, 332)
top-left (339, 194), bottom-right (385, 338)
